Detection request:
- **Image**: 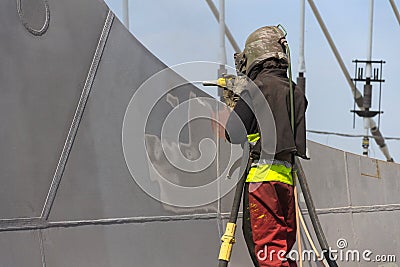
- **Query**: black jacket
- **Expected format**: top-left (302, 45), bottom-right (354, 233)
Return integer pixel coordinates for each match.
top-left (225, 67), bottom-right (308, 161)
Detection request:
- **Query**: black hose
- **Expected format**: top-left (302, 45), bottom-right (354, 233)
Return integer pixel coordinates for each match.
top-left (217, 176), bottom-right (246, 267)
top-left (218, 144), bottom-right (252, 267)
top-left (295, 157), bottom-right (339, 267)
top-left (229, 148), bottom-right (252, 223)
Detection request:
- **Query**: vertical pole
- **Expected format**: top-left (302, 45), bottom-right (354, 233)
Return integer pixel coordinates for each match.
top-left (366, 0), bottom-right (374, 79)
top-left (298, 0), bottom-right (306, 75)
top-left (363, 0), bottom-right (374, 156)
top-left (217, 0), bottom-right (227, 244)
top-left (204, 0), bottom-right (241, 53)
top-left (218, 0), bottom-right (227, 77)
top-left (297, 0), bottom-right (306, 94)
top-left (123, 0), bottom-right (129, 30)
top-left (296, 3), bottom-right (306, 263)
top-left (218, 0), bottom-right (227, 102)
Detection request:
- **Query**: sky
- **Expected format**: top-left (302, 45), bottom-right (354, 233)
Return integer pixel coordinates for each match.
top-left (104, 0), bottom-right (400, 161)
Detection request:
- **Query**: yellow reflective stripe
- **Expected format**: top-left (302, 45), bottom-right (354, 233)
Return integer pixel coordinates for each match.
top-left (246, 164), bottom-right (293, 185)
top-left (247, 133), bottom-right (260, 143)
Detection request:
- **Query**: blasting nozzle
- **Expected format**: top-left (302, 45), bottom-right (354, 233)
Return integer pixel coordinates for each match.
top-left (202, 74), bottom-right (248, 95)
top-left (202, 75), bottom-right (236, 88)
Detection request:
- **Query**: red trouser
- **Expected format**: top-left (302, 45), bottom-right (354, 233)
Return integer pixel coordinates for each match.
top-left (243, 182), bottom-right (297, 267)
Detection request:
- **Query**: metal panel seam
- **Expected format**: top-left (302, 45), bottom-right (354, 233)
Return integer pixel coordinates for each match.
top-left (40, 10), bottom-right (115, 220)
top-left (301, 203), bottom-right (400, 215)
top-left (344, 152), bottom-right (361, 267)
top-left (0, 212), bottom-right (244, 232)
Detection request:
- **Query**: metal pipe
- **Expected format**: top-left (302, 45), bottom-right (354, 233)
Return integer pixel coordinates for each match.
top-left (204, 0), bottom-right (241, 53)
top-left (307, 0), bottom-right (394, 162)
top-left (366, 0), bottom-right (374, 79)
top-left (370, 122), bottom-right (394, 161)
top-left (219, 0), bottom-right (227, 68)
top-left (362, 0), bottom-right (374, 156)
top-left (123, 0), bottom-right (129, 30)
top-left (217, 0), bottom-right (227, 102)
top-left (298, 0), bottom-right (306, 74)
top-left (297, 0), bottom-right (307, 94)
top-left (389, 0), bottom-right (400, 26)
top-left (216, 0), bottom-right (226, 236)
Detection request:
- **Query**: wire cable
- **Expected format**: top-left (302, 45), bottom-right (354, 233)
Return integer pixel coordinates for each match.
top-left (307, 130), bottom-right (400, 141)
top-left (298, 204), bottom-right (327, 266)
top-left (294, 185), bottom-right (303, 267)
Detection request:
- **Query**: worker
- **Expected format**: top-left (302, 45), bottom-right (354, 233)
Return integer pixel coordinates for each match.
top-left (225, 26), bottom-right (308, 267)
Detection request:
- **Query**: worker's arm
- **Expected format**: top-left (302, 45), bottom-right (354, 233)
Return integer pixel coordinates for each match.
top-left (224, 93), bottom-right (257, 144)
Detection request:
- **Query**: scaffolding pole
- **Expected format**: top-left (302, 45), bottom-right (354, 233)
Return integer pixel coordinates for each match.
top-left (389, 0), bottom-right (400, 25)
top-left (204, 0), bottom-right (241, 53)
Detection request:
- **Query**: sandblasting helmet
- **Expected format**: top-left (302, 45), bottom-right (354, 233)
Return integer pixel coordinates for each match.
top-left (244, 25), bottom-right (288, 74)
